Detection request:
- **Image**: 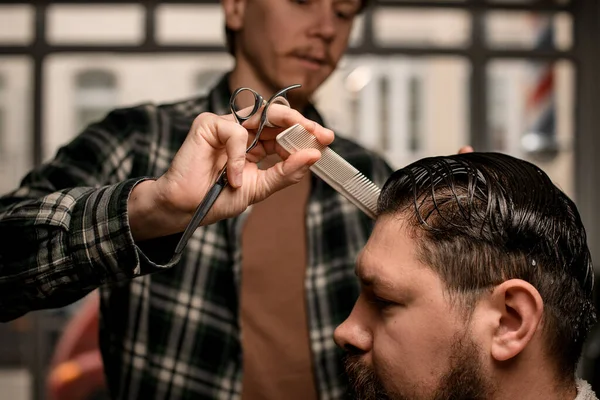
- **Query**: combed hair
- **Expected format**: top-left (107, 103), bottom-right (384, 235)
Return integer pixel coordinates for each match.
top-left (378, 152), bottom-right (596, 379)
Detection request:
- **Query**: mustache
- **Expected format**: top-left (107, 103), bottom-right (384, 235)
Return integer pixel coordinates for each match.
top-left (292, 47), bottom-right (334, 65)
top-left (343, 355), bottom-right (390, 400)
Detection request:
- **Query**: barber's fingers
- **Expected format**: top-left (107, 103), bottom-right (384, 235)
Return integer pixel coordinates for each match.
top-left (263, 140), bottom-right (318, 162)
top-left (246, 142), bottom-right (268, 163)
top-left (241, 104), bottom-right (335, 146)
top-left (193, 113), bottom-right (248, 187)
top-left (253, 148), bottom-right (321, 203)
top-left (222, 106), bottom-right (255, 123)
top-left (244, 140), bottom-right (297, 164)
top-left (458, 145), bottom-right (474, 154)
top-left (250, 139), bottom-right (321, 163)
top-left (248, 139), bottom-right (301, 162)
top-left (212, 106), bottom-right (334, 176)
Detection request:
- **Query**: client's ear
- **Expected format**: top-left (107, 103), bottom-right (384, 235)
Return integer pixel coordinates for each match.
top-left (489, 279), bottom-right (543, 361)
top-left (222, 0), bottom-right (247, 31)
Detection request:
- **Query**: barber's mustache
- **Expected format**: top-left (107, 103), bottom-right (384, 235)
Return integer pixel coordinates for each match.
top-left (290, 47), bottom-right (334, 66)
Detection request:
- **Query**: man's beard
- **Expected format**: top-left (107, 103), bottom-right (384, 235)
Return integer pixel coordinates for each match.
top-left (343, 334), bottom-right (495, 400)
top-left (344, 353), bottom-right (390, 399)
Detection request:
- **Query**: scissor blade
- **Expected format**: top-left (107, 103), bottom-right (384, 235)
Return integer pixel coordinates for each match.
top-left (174, 181), bottom-right (226, 255)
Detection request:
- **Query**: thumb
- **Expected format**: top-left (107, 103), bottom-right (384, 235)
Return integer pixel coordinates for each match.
top-left (254, 148), bottom-right (321, 202)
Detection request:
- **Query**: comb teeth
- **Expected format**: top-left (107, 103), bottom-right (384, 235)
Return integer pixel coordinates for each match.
top-left (276, 124), bottom-right (381, 219)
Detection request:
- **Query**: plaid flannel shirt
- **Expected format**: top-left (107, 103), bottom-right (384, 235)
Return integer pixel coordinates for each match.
top-left (0, 74), bottom-right (393, 399)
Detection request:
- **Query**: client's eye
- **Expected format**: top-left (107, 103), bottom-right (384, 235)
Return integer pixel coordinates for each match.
top-left (335, 10), bottom-right (352, 20)
top-left (371, 297), bottom-right (394, 309)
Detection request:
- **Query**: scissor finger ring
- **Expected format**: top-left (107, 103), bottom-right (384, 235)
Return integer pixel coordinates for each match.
top-left (264, 97), bottom-right (291, 128)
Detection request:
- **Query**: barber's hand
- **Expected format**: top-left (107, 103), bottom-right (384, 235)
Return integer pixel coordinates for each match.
top-left (458, 146), bottom-right (474, 154)
top-left (128, 104), bottom-right (333, 241)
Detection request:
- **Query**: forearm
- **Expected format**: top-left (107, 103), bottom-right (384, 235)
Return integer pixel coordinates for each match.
top-left (127, 179), bottom-right (188, 241)
top-left (0, 180), bottom-right (180, 321)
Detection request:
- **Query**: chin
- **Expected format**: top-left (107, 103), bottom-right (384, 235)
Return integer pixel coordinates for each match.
top-left (282, 67), bottom-right (329, 92)
top-left (274, 79), bottom-right (313, 103)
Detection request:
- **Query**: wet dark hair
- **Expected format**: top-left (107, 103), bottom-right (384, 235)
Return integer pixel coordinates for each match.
top-left (378, 152), bottom-right (596, 380)
top-left (224, 0), bottom-right (370, 56)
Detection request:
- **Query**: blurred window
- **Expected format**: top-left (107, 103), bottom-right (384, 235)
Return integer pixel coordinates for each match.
top-left (488, 73), bottom-right (509, 151)
top-left (331, 57), bottom-right (467, 167)
top-left (0, 5), bottom-right (35, 45)
top-left (379, 74), bottom-right (390, 151)
top-left (374, 8), bottom-right (471, 47)
top-left (75, 70), bottom-right (117, 132)
top-left (485, 11), bottom-right (572, 51)
top-left (0, 74), bottom-right (5, 161)
top-left (408, 75), bottom-right (423, 152)
top-left (47, 4), bottom-right (144, 45)
top-left (156, 4), bottom-right (225, 45)
top-left (196, 70), bottom-right (225, 95)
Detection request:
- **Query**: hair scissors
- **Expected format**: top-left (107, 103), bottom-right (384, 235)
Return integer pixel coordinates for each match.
top-left (174, 84), bottom-right (301, 255)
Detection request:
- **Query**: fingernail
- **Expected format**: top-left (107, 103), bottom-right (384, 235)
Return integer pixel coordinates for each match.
top-left (232, 171), bottom-right (243, 187)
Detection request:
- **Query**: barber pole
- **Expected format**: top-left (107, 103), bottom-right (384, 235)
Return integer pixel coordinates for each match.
top-left (521, 14), bottom-right (558, 158)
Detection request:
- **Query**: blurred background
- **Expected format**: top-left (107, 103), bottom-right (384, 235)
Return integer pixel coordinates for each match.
top-left (0, 0), bottom-right (599, 399)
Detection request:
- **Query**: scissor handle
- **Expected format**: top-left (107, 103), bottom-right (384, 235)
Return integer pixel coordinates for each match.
top-left (245, 84), bottom-right (302, 153)
top-left (263, 97), bottom-right (291, 127)
top-left (230, 87), bottom-right (264, 124)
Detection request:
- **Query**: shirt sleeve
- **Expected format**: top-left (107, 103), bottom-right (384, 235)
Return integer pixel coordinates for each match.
top-left (0, 106), bottom-right (181, 322)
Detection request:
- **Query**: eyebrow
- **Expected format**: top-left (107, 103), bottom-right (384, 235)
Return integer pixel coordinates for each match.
top-left (355, 269), bottom-right (373, 287)
top-left (355, 254), bottom-right (395, 290)
top-left (356, 271), bottom-right (393, 290)
top-left (335, 0), bottom-right (361, 7)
